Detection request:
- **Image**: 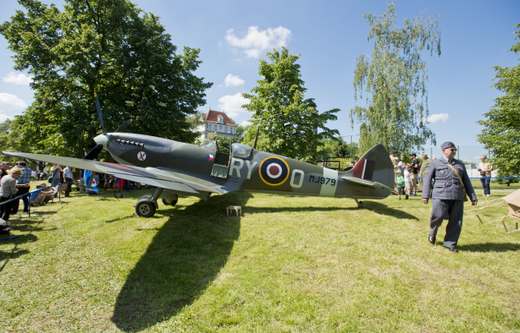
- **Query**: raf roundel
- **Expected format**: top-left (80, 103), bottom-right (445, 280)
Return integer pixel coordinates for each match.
top-left (259, 156), bottom-right (290, 186)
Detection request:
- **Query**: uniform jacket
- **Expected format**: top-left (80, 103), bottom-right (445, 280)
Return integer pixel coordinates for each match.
top-left (422, 157), bottom-right (477, 201)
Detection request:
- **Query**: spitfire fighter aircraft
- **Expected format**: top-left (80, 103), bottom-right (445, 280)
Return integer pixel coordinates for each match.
top-left (3, 101), bottom-right (395, 218)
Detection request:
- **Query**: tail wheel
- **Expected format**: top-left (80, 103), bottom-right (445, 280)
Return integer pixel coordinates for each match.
top-left (136, 199), bottom-right (156, 217)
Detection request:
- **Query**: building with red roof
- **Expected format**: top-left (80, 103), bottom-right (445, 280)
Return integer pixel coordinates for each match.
top-left (195, 110), bottom-right (237, 140)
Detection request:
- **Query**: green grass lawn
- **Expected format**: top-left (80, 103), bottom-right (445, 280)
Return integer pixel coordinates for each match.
top-left (1, 184), bottom-right (519, 332)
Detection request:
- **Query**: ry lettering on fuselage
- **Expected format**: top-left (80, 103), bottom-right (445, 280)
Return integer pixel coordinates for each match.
top-left (227, 157), bottom-right (339, 196)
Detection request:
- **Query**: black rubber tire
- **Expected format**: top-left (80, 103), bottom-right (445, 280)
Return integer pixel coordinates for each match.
top-left (136, 199), bottom-right (156, 217)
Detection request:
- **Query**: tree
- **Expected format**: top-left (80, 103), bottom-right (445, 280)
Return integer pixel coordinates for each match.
top-left (320, 138), bottom-right (358, 158)
top-left (351, 1), bottom-right (441, 155)
top-left (0, 0), bottom-right (212, 157)
top-left (478, 24), bottom-right (520, 177)
top-left (242, 47), bottom-right (340, 161)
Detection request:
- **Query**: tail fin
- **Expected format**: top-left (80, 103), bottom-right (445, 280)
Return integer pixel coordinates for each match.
top-left (350, 144), bottom-right (394, 190)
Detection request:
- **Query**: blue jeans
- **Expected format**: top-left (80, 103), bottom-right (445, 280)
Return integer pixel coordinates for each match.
top-left (480, 177), bottom-right (490, 195)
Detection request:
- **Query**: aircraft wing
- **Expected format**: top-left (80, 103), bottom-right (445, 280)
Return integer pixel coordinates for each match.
top-left (2, 151), bottom-right (227, 194)
top-left (342, 176), bottom-right (397, 194)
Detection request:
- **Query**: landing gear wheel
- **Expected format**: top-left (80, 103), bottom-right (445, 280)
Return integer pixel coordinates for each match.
top-left (162, 195), bottom-right (178, 206)
top-left (357, 201), bottom-right (363, 209)
top-left (136, 199), bottom-right (156, 217)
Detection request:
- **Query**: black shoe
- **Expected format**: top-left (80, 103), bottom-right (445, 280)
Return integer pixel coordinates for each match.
top-left (444, 246), bottom-right (459, 253)
top-left (428, 235), bottom-right (436, 244)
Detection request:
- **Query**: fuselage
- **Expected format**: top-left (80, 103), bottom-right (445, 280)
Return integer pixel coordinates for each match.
top-left (95, 133), bottom-right (390, 200)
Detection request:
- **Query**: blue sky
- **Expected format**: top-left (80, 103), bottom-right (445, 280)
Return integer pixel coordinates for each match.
top-left (0, 0), bottom-right (518, 161)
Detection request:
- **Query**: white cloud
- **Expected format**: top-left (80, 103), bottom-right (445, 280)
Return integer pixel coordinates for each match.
top-left (427, 113), bottom-right (449, 123)
top-left (3, 72), bottom-right (33, 85)
top-left (0, 93), bottom-right (28, 112)
top-left (240, 120), bottom-right (251, 127)
top-left (225, 26), bottom-right (291, 58)
top-left (224, 74), bottom-right (245, 87)
top-left (218, 93), bottom-right (250, 118)
top-left (0, 114), bottom-right (9, 122)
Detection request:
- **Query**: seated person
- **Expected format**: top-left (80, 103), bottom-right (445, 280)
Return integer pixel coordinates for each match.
top-left (30, 183), bottom-right (57, 206)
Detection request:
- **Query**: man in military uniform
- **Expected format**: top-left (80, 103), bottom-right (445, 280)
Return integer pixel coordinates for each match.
top-left (422, 142), bottom-right (477, 252)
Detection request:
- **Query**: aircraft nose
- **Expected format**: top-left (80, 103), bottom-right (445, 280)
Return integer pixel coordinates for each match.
top-left (94, 134), bottom-right (109, 148)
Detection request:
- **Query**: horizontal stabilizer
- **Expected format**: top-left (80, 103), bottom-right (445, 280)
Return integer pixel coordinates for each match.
top-left (342, 176), bottom-right (397, 194)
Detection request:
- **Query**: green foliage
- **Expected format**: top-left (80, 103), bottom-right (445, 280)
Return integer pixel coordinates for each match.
top-left (234, 122), bottom-right (249, 143)
top-left (0, 0), bottom-right (212, 157)
top-left (478, 24), bottom-right (520, 177)
top-left (351, 1), bottom-right (441, 155)
top-left (320, 138), bottom-right (359, 159)
top-left (242, 47), bottom-right (340, 160)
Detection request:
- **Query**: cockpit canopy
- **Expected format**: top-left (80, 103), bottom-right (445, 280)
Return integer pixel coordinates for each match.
top-left (200, 140), bottom-right (217, 152)
top-left (232, 143), bottom-right (252, 159)
top-left (200, 141), bottom-right (253, 159)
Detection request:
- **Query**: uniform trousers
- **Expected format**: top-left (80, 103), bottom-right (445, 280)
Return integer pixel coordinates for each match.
top-left (429, 199), bottom-right (464, 248)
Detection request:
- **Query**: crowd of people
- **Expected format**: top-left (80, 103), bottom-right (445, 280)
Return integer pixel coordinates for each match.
top-left (0, 161), bottom-right (33, 234)
top-left (390, 150), bottom-right (433, 200)
top-left (0, 160), bottom-right (142, 235)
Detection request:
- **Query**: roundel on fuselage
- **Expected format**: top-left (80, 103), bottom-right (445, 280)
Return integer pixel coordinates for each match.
top-left (259, 156), bottom-right (290, 186)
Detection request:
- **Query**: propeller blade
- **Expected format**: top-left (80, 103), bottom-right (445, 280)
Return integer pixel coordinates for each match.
top-left (253, 127), bottom-right (260, 149)
top-left (84, 144), bottom-right (103, 160)
top-left (115, 119), bottom-right (132, 132)
top-left (94, 92), bottom-right (106, 134)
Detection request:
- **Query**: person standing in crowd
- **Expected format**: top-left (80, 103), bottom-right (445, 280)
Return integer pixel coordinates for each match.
top-left (0, 161), bottom-right (10, 179)
top-left (410, 153), bottom-right (421, 196)
top-left (63, 166), bottom-right (74, 197)
top-left (12, 161), bottom-right (31, 214)
top-left (478, 155), bottom-right (493, 197)
top-left (395, 170), bottom-right (405, 200)
top-left (418, 153), bottom-right (431, 192)
top-left (422, 142), bottom-right (477, 253)
top-left (390, 150), bottom-right (398, 167)
top-left (404, 165), bottom-right (412, 199)
top-left (0, 167), bottom-right (23, 224)
top-left (50, 164), bottom-right (63, 195)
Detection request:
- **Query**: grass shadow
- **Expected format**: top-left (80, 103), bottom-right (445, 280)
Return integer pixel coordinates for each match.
top-left (244, 200), bottom-right (418, 220)
top-left (459, 242), bottom-right (520, 253)
top-left (362, 201), bottom-right (419, 220)
top-left (111, 192), bottom-right (253, 332)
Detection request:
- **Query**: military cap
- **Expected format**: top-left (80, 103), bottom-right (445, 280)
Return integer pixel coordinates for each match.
top-left (440, 141), bottom-right (456, 150)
